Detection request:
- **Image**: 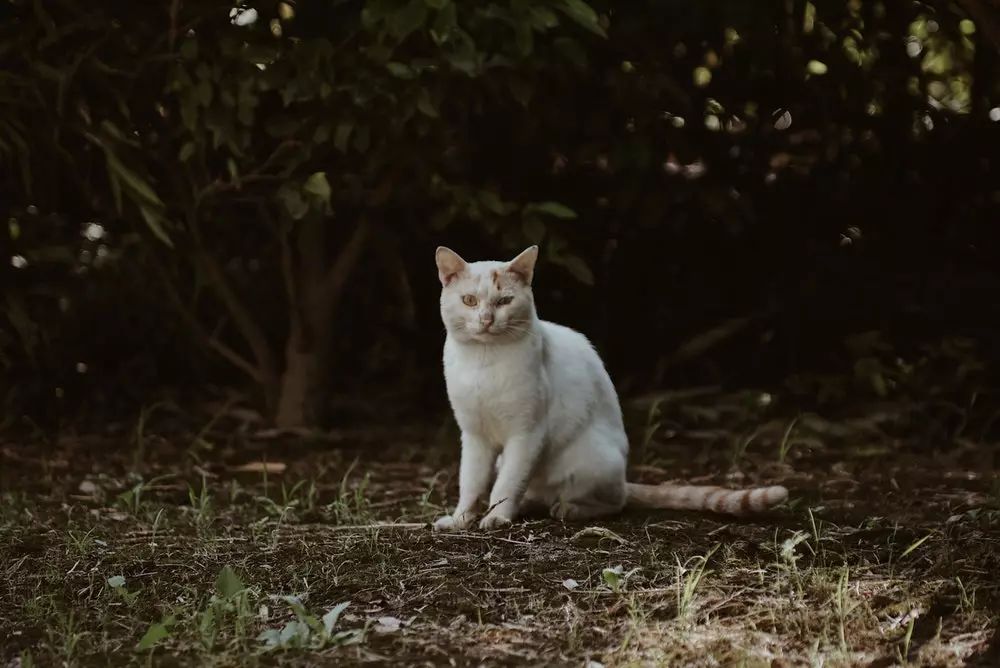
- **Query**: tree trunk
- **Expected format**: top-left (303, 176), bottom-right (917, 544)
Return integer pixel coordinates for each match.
top-left (274, 319), bottom-right (319, 428)
top-left (272, 215), bottom-right (370, 428)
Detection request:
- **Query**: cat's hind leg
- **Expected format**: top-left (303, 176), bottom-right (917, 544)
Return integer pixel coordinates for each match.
top-left (544, 424), bottom-right (628, 521)
top-left (550, 485), bottom-right (623, 520)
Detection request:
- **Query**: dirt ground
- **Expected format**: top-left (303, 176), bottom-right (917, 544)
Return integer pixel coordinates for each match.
top-left (2, 389), bottom-right (999, 666)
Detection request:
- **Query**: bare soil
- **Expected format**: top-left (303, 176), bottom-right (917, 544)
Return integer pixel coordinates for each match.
top-left (2, 389), bottom-right (999, 666)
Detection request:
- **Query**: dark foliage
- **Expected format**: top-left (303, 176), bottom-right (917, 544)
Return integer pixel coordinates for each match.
top-left (2, 0), bottom-right (999, 429)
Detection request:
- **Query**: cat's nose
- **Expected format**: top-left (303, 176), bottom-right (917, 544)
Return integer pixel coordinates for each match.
top-left (480, 312), bottom-right (494, 326)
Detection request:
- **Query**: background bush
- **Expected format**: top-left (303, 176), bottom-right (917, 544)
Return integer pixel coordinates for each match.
top-left (2, 0), bottom-right (998, 430)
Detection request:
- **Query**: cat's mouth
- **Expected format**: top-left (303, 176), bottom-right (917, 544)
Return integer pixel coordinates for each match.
top-left (474, 326), bottom-right (506, 339)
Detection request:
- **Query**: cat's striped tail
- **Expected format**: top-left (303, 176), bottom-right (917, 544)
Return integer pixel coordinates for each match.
top-left (625, 482), bottom-right (788, 516)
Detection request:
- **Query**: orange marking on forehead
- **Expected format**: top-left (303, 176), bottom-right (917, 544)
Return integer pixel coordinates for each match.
top-left (491, 269), bottom-right (502, 289)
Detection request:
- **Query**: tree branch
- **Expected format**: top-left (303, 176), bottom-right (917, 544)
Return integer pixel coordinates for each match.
top-left (168, 0), bottom-right (181, 51)
top-left (318, 217), bottom-right (371, 311)
top-left (206, 335), bottom-right (264, 383)
top-left (195, 140), bottom-right (303, 204)
top-left (194, 246), bottom-right (277, 383)
top-left (185, 209), bottom-right (278, 389)
top-left (146, 248), bottom-right (264, 383)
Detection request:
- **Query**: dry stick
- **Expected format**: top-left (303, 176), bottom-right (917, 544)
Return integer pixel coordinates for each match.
top-left (278, 523), bottom-right (426, 531)
top-left (328, 523), bottom-right (426, 531)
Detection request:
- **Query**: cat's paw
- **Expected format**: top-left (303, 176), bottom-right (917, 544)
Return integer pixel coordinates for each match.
top-left (433, 512), bottom-right (474, 532)
top-left (550, 500), bottom-right (581, 521)
top-left (478, 512), bottom-right (513, 531)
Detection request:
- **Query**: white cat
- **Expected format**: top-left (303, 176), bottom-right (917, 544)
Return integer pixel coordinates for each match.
top-left (432, 245), bottom-right (788, 531)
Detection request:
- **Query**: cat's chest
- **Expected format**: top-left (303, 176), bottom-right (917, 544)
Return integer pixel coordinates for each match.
top-left (443, 343), bottom-right (543, 439)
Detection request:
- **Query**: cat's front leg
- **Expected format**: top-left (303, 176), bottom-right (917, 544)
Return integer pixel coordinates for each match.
top-left (433, 432), bottom-right (495, 532)
top-left (480, 431), bottom-right (543, 529)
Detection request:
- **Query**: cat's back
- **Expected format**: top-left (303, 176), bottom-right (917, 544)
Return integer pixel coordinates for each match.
top-left (538, 318), bottom-right (622, 436)
top-left (537, 319), bottom-right (611, 387)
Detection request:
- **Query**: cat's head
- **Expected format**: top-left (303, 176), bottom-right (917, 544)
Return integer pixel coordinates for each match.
top-left (435, 246), bottom-right (538, 344)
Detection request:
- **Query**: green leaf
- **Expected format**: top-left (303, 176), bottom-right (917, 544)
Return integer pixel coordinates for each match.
top-left (416, 89), bottom-right (438, 118)
top-left (386, 62), bottom-right (415, 79)
top-left (106, 163), bottom-right (123, 214)
top-left (515, 22), bottom-right (534, 56)
top-left (352, 125), bottom-right (371, 153)
top-left (136, 622), bottom-right (170, 651)
top-left (552, 254), bottom-right (594, 285)
top-left (479, 190), bottom-right (509, 215)
top-left (265, 115), bottom-right (301, 139)
top-left (215, 565), bottom-right (244, 598)
top-left (303, 172), bottom-right (331, 201)
top-left (554, 37), bottom-right (588, 68)
top-left (179, 142), bottom-right (196, 162)
top-left (196, 79), bottom-right (213, 106)
top-left (530, 201), bottom-right (577, 219)
top-left (104, 151), bottom-right (164, 207)
top-left (522, 216), bottom-right (546, 243)
top-left (279, 186), bottom-right (310, 220)
top-left (389, 0), bottom-right (428, 39)
top-left (806, 59), bottom-right (828, 75)
top-left (431, 2), bottom-right (457, 42)
top-left (529, 7), bottom-right (560, 29)
top-left (180, 40), bottom-right (198, 60)
top-left (138, 205), bottom-right (174, 248)
top-left (107, 575), bottom-right (126, 588)
top-left (334, 122), bottom-right (353, 153)
top-left (601, 566), bottom-right (622, 591)
top-left (424, 0), bottom-right (448, 8)
top-left (555, 0), bottom-right (606, 38)
top-left (322, 601), bottom-right (350, 636)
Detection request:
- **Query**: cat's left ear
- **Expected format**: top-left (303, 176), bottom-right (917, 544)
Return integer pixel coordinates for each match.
top-left (507, 245), bottom-right (539, 285)
top-left (435, 246), bottom-right (468, 286)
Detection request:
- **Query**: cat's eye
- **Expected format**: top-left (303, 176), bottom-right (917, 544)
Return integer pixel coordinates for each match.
top-left (462, 294), bottom-right (478, 307)
top-left (495, 296), bottom-right (514, 306)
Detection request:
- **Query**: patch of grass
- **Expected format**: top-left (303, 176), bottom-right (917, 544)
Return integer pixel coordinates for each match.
top-left (2, 416), bottom-right (998, 666)
top-left (675, 543), bottom-right (718, 620)
top-left (325, 462), bottom-right (374, 525)
top-left (777, 416), bottom-right (799, 463)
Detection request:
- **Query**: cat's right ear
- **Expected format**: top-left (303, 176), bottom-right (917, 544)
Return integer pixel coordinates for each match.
top-left (435, 246), bottom-right (467, 286)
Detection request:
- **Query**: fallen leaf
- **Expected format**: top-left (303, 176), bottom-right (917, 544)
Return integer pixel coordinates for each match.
top-left (232, 462), bottom-right (287, 474)
top-left (562, 578), bottom-right (579, 591)
top-left (570, 526), bottom-right (628, 545)
top-left (374, 616), bottom-right (401, 633)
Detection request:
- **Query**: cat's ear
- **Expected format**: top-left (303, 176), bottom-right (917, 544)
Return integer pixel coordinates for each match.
top-left (435, 246), bottom-right (468, 286)
top-left (507, 245), bottom-right (539, 285)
